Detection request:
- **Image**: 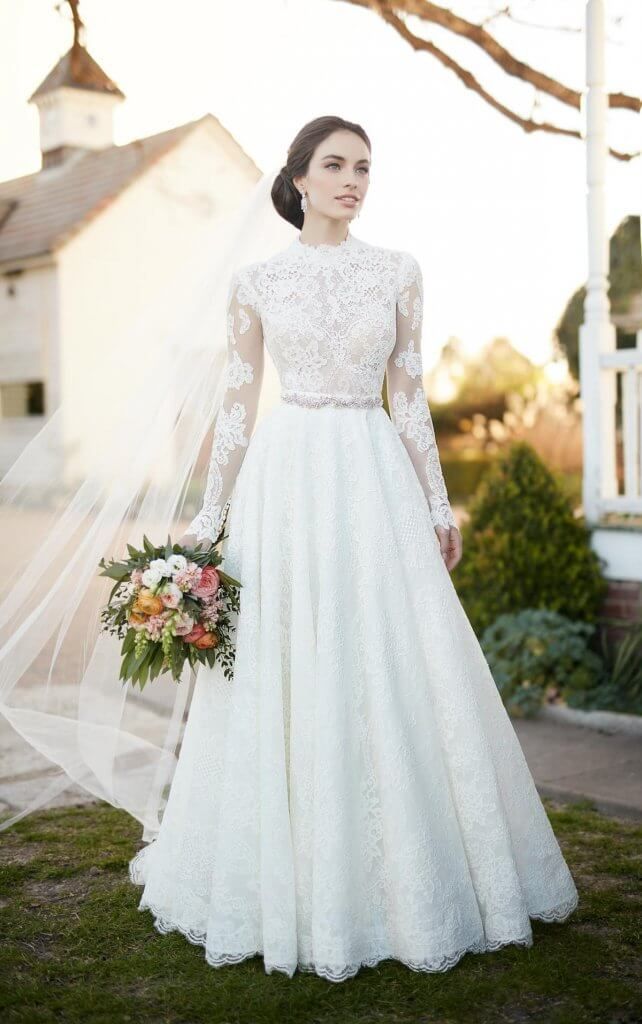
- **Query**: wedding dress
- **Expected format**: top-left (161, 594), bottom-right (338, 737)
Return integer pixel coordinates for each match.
top-left (127, 229), bottom-right (579, 982)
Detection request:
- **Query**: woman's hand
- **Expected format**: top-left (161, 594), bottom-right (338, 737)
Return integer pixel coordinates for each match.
top-left (435, 525), bottom-right (462, 572)
top-left (176, 533), bottom-right (213, 553)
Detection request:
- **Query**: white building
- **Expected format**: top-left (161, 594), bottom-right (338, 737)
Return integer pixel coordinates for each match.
top-left (0, 42), bottom-right (264, 479)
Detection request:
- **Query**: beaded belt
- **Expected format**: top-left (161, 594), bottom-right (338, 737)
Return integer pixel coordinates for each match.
top-left (281, 389), bottom-right (383, 409)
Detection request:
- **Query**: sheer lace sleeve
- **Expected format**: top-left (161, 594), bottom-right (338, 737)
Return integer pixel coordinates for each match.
top-left (185, 267), bottom-right (264, 544)
top-left (386, 252), bottom-right (456, 531)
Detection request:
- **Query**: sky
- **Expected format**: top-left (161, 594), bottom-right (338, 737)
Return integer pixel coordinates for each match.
top-left (1, 0), bottom-right (640, 377)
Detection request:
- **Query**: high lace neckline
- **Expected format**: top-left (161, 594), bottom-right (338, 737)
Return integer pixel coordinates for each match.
top-left (292, 231), bottom-right (357, 254)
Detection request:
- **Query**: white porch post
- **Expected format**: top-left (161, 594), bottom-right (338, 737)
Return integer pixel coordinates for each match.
top-left (579, 0), bottom-right (617, 524)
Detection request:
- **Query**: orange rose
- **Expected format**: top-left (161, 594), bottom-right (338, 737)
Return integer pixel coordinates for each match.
top-left (133, 588), bottom-right (164, 616)
top-left (129, 611), bottom-right (148, 625)
top-left (194, 631), bottom-right (219, 649)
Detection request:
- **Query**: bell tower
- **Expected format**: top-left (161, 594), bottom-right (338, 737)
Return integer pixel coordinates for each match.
top-left (28, 1), bottom-right (125, 169)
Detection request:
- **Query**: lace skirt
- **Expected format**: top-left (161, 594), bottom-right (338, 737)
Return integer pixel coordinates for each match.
top-left (128, 400), bottom-right (579, 982)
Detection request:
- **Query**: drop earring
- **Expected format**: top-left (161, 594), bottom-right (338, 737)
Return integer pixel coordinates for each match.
top-left (300, 191), bottom-right (308, 213)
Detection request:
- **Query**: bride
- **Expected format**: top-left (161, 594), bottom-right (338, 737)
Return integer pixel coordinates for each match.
top-left (128, 116), bottom-right (578, 981)
top-left (0, 114), bottom-right (578, 984)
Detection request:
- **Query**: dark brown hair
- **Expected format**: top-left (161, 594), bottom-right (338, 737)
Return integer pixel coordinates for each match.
top-left (271, 115), bottom-right (371, 229)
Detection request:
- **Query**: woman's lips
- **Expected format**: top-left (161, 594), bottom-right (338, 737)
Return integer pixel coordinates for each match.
top-left (336, 196), bottom-right (358, 206)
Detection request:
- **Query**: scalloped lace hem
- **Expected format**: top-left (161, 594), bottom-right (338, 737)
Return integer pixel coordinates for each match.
top-left (128, 849), bottom-right (579, 983)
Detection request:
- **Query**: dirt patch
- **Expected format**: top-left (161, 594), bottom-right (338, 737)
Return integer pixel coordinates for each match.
top-left (572, 921), bottom-right (613, 939)
top-left (14, 932), bottom-right (57, 961)
top-left (21, 869), bottom-right (126, 908)
top-left (579, 876), bottom-right (627, 893)
top-left (0, 840), bottom-right (43, 868)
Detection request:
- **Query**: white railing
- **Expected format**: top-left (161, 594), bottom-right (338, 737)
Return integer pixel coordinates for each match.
top-left (598, 339), bottom-right (642, 515)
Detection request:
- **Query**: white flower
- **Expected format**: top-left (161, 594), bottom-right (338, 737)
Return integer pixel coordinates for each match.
top-left (149, 558), bottom-right (172, 577)
top-left (142, 566), bottom-right (164, 587)
top-left (160, 582), bottom-right (183, 609)
top-left (167, 554), bottom-right (188, 575)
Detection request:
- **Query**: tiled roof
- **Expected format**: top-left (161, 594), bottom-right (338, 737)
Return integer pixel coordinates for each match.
top-left (0, 114), bottom-right (231, 265)
top-left (28, 43), bottom-right (125, 100)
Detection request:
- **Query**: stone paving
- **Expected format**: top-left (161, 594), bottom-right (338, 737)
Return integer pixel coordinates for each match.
top-left (1, 689), bottom-right (640, 825)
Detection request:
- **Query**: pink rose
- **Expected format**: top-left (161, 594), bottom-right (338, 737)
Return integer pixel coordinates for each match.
top-left (193, 566), bottom-right (220, 599)
top-left (173, 610), bottom-right (195, 634)
top-left (183, 623), bottom-right (206, 644)
top-left (174, 613), bottom-right (195, 636)
top-left (160, 582), bottom-right (182, 609)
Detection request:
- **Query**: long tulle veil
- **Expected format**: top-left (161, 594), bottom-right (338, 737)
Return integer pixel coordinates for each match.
top-left (0, 160), bottom-right (290, 839)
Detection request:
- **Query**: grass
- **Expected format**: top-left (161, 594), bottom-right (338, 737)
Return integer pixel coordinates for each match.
top-left (0, 798), bottom-right (640, 1024)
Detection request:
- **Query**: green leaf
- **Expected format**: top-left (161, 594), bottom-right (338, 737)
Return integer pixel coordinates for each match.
top-left (99, 564), bottom-right (130, 581)
top-left (149, 646), bottom-right (165, 680)
top-left (217, 569), bottom-right (242, 589)
top-left (139, 654), bottom-right (151, 686)
top-left (128, 644), bottom-right (153, 686)
top-left (119, 647), bottom-right (135, 680)
top-left (170, 639), bottom-right (184, 682)
top-left (122, 629), bottom-right (136, 655)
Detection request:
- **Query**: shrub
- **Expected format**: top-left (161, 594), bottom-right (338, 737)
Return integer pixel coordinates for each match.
top-left (452, 441), bottom-right (608, 636)
top-left (480, 608), bottom-right (604, 717)
top-left (566, 615), bottom-right (642, 715)
top-left (439, 452), bottom-right (494, 505)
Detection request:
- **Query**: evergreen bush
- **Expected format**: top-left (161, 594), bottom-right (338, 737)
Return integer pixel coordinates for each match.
top-left (452, 441), bottom-right (608, 636)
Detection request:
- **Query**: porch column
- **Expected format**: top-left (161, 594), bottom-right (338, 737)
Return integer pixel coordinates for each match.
top-left (579, 0), bottom-right (617, 523)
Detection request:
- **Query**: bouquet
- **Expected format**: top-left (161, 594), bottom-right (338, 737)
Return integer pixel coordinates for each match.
top-left (98, 532), bottom-right (242, 689)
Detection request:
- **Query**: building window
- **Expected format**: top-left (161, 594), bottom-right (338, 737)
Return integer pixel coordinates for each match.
top-left (0, 381), bottom-right (45, 417)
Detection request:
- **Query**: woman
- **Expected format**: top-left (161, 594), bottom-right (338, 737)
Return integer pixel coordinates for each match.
top-left (127, 115), bottom-right (579, 982)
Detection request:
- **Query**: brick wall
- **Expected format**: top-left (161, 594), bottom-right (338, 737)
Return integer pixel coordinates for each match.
top-left (599, 580), bottom-right (642, 645)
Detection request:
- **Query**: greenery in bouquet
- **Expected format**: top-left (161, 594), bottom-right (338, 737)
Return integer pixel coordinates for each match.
top-left (98, 532), bottom-right (241, 689)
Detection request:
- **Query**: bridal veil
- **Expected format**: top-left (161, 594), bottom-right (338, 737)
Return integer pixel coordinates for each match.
top-left (0, 161), bottom-right (288, 838)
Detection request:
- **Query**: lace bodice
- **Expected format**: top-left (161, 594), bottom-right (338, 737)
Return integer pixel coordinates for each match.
top-left (186, 231), bottom-right (457, 543)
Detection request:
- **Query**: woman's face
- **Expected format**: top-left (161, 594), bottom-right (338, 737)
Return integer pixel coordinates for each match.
top-left (293, 130), bottom-right (371, 224)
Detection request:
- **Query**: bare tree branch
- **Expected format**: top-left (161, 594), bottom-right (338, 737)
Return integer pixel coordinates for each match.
top-left (482, 4), bottom-right (582, 35)
top-left (489, 3), bottom-right (626, 42)
top-left (335, 0), bottom-right (640, 161)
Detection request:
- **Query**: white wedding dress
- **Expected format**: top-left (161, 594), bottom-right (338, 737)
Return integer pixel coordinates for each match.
top-left (128, 230), bottom-right (579, 982)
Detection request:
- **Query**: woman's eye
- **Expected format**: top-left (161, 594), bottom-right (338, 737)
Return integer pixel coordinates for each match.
top-left (325, 163), bottom-right (369, 173)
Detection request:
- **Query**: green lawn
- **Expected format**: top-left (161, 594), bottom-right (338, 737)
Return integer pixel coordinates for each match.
top-left (1, 799), bottom-right (640, 1024)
